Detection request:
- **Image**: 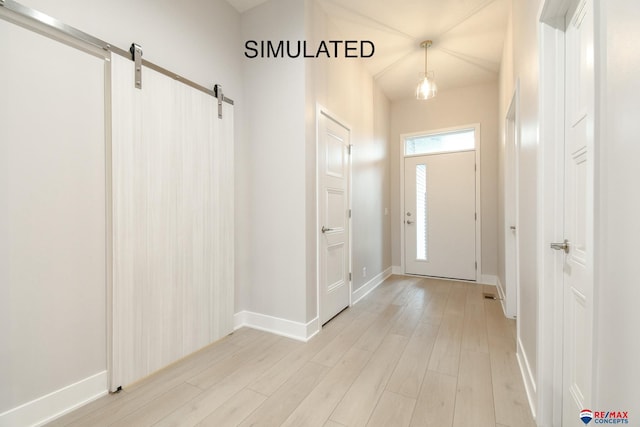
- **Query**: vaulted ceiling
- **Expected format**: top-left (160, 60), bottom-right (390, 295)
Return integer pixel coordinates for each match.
top-left (227, 0), bottom-right (510, 101)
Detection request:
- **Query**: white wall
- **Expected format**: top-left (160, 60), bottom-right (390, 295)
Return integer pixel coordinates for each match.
top-left (497, 0), bottom-right (542, 402)
top-left (594, 0), bottom-right (640, 415)
top-left (240, 0), bottom-right (308, 323)
top-left (497, 2), bottom-right (514, 294)
top-left (390, 82), bottom-right (499, 278)
top-left (307, 0), bottom-right (392, 295)
top-left (239, 0), bottom-right (391, 328)
top-left (1, 0), bottom-right (243, 420)
top-left (18, 0), bottom-right (243, 97)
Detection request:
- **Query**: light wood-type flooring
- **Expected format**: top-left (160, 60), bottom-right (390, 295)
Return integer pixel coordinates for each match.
top-left (48, 275), bottom-right (535, 427)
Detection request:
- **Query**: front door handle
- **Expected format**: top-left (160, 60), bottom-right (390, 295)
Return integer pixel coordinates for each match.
top-left (406, 220), bottom-right (414, 225)
top-left (550, 239), bottom-right (570, 254)
top-left (321, 226), bottom-right (335, 233)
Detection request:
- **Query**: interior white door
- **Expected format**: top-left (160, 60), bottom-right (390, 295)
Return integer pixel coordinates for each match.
top-left (560, 0), bottom-right (594, 424)
top-left (318, 112), bottom-right (350, 325)
top-left (404, 151), bottom-right (476, 280)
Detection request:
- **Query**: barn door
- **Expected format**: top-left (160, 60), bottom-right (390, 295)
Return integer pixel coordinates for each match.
top-left (110, 54), bottom-right (234, 389)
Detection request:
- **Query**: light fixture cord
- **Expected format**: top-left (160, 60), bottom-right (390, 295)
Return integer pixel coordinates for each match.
top-left (424, 44), bottom-right (428, 75)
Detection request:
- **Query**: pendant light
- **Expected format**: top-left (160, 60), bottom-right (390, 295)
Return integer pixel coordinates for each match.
top-left (416, 40), bottom-right (438, 100)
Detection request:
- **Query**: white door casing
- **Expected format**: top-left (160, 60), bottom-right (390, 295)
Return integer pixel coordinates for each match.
top-left (504, 93), bottom-right (519, 318)
top-left (560, 0), bottom-right (595, 424)
top-left (318, 111), bottom-right (351, 325)
top-left (403, 151), bottom-right (476, 280)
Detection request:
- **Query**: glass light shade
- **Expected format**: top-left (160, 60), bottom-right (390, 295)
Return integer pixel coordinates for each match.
top-left (416, 71), bottom-right (438, 100)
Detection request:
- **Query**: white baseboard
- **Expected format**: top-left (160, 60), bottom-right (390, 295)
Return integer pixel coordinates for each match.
top-left (351, 267), bottom-right (392, 305)
top-left (479, 274), bottom-right (498, 286)
top-left (517, 337), bottom-right (538, 420)
top-left (0, 371), bottom-right (107, 427)
top-left (234, 311), bottom-right (319, 342)
top-left (391, 265), bottom-right (403, 275)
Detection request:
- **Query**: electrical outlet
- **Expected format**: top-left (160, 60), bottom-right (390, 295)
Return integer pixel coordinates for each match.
top-left (362, 267), bottom-right (367, 277)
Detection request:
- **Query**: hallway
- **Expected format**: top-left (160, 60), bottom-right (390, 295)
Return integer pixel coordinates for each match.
top-left (49, 277), bottom-right (534, 427)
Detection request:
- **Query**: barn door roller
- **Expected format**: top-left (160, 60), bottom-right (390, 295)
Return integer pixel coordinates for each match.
top-left (130, 43), bottom-right (142, 89)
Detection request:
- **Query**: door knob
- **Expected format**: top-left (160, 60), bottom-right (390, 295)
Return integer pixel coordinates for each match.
top-left (406, 220), bottom-right (414, 225)
top-left (550, 239), bottom-right (570, 254)
top-left (510, 226), bottom-right (516, 231)
top-left (321, 226), bottom-right (335, 233)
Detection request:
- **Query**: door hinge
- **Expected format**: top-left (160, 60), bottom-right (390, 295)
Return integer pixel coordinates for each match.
top-left (475, 163), bottom-right (477, 171)
top-left (349, 272), bottom-right (352, 281)
top-left (475, 212), bottom-right (477, 220)
top-left (348, 209), bottom-right (352, 218)
top-left (348, 144), bottom-right (353, 155)
top-left (475, 262), bottom-right (477, 270)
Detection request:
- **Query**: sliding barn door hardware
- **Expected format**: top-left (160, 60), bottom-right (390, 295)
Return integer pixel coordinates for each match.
top-left (214, 84), bottom-right (223, 119)
top-left (130, 43), bottom-right (143, 89)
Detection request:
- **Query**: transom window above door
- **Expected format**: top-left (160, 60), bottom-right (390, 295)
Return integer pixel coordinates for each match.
top-left (404, 128), bottom-right (475, 156)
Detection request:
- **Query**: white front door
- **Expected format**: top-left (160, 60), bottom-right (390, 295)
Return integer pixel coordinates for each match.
top-left (318, 112), bottom-right (351, 325)
top-left (404, 151), bottom-right (476, 280)
top-left (559, 0), bottom-right (594, 424)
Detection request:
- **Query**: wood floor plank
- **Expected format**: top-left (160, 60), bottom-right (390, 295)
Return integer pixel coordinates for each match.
top-left (311, 310), bottom-right (376, 367)
top-left (452, 350), bottom-right (496, 427)
top-left (354, 303), bottom-right (403, 352)
top-left (324, 420), bottom-right (347, 427)
top-left (238, 361), bottom-right (328, 427)
top-left (62, 337), bottom-right (242, 426)
top-left (367, 277), bottom-right (412, 306)
top-left (427, 313), bottom-right (464, 376)
top-left (51, 277), bottom-right (536, 427)
top-left (46, 390), bottom-right (131, 426)
top-left (125, 335), bottom-right (242, 394)
top-left (330, 334), bottom-right (409, 427)
top-left (186, 333), bottom-right (281, 390)
top-left (197, 389), bottom-right (267, 427)
top-left (389, 303), bottom-right (424, 337)
top-left (281, 347), bottom-right (372, 427)
top-left (366, 391), bottom-right (416, 427)
top-left (488, 334), bottom-right (536, 427)
top-left (406, 282), bottom-right (431, 311)
top-left (444, 285), bottom-right (468, 317)
top-left (225, 327), bottom-right (269, 347)
top-left (419, 285), bottom-right (450, 326)
top-left (391, 280), bottom-right (421, 307)
top-left (248, 310), bottom-right (353, 396)
top-left (409, 370), bottom-right (457, 427)
top-left (484, 299), bottom-right (514, 342)
top-left (466, 283), bottom-right (486, 306)
top-left (386, 321), bottom-right (439, 398)
top-left (113, 383), bottom-right (202, 427)
top-left (154, 338), bottom-right (298, 427)
top-left (461, 299), bottom-right (489, 353)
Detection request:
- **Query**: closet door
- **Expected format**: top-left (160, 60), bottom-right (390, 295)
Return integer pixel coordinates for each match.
top-left (111, 54), bottom-right (234, 389)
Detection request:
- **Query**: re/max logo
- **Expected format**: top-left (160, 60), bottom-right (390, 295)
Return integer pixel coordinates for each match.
top-left (595, 412), bottom-right (629, 419)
